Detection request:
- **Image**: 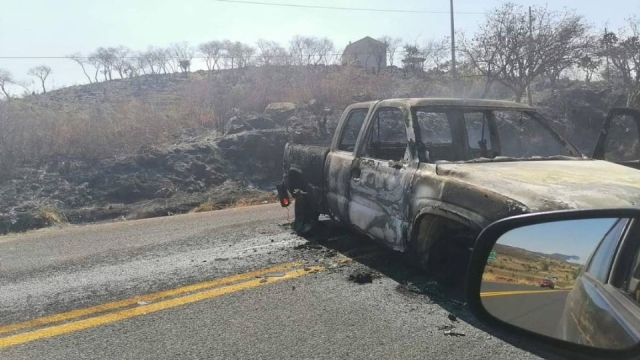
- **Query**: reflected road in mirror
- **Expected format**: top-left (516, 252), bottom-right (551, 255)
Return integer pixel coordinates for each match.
top-left (481, 282), bottom-right (570, 338)
top-left (481, 217), bottom-right (640, 350)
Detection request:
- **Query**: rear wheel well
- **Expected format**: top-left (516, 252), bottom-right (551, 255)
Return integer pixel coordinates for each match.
top-left (410, 213), bottom-right (479, 287)
top-left (288, 170), bottom-right (319, 235)
top-left (411, 215), bottom-right (476, 252)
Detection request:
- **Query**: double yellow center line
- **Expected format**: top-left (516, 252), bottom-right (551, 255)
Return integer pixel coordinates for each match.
top-left (0, 261), bottom-right (322, 349)
top-left (480, 289), bottom-right (563, 297)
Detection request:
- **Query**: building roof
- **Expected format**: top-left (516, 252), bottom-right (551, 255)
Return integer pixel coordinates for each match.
top-left (343, 36), bottom-right (386, 54)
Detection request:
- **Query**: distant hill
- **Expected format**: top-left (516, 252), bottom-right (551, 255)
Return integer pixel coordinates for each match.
top-left (494, 243), bottom-right (579, 264)
top-left (549, 253), bottom-right (581, 262)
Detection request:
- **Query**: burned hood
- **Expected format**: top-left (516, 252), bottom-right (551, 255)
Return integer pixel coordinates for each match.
top-left (436, 160), bottom-right (640, 211)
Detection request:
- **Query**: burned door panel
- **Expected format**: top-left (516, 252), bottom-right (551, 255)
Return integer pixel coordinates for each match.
top-left (348, 106), bottom-right (417, 251)
top-left (594, 107), bottom-right (640, 169)
top-left (326, 106), bottom-right (373, 222)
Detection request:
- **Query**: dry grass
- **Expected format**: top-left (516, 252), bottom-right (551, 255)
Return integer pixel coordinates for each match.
top-left (36, 205), bottom-right (68, 226)
top-left (191, 192), bottom-right (278, 213)
top-left (0, 97), bottom-right (216, 175)
top-left (191, 203), bottom-right (222, 213)
top-left (231, 193), bottom-right (278, 208)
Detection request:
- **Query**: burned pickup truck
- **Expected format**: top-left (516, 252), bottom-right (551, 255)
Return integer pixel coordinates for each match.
top-left (277, 98), bottom-right (640, 284)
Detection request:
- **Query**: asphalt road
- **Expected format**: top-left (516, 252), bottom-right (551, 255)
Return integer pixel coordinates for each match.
top-left (0, 204), bottom-right (551, 360)
top-left (481, 282), bottom-right (570, 339)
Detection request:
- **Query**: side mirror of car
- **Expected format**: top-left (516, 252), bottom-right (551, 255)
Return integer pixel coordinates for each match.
top-left (465, 208), bottom-right (640, 360)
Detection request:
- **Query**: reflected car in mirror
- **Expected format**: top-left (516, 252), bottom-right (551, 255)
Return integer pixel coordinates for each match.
top-left (540, 278), bottom-right (555, 289)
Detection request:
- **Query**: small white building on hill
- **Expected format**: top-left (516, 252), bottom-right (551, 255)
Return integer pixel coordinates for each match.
top-left (341, 36), bottom-right (387, 73)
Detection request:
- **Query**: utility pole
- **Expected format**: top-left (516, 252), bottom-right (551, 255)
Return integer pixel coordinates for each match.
top-left (450, 0), bottom-right (457, 96)
top-left (526, 6), bottom-right (534, 106)
top-left (605, 27), bottom-right (610, 85)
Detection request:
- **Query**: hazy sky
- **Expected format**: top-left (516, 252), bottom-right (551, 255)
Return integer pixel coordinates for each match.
top-left (1, 0), bottom-right (638, 92)
top-left (497, 218), bottom-right (620, 264)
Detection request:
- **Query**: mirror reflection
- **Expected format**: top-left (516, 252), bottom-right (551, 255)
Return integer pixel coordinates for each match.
top-left (481, 217), bottom-right (640, 350)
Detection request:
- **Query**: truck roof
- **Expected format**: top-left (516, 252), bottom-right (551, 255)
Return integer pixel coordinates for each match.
top-left (353, 98), bottom-right (534, 111)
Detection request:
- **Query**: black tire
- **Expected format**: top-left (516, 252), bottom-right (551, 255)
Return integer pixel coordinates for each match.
top-left (408, 235), bottom-right (473, 290)
top-left (292, 191), bottom-right (319, 235)
top-left (427, 235), bottom-right (473, 289)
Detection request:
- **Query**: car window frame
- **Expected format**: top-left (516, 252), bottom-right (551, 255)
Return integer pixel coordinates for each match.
top-left (584, 218), bottom-right (630, 284)
top-left (462, 110), bottom-right (500, 159)
top-left (491, 110), bottom-right (576, 159)
top-left (603, 114), bottom-right (640, 163)
top-left (410, 106), bottom-right (465, 163)
top-left (358, 106), bottom-right (411, 161)
top-left (335, 108), bottom-right (369, 154)
top-left (414, 110), bottom-right (454, 145)
top-left (609, 218), bottom-right (640, 305)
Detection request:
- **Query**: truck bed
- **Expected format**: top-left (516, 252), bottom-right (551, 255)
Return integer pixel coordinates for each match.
top-left (283, 143), bottom-right (330, 214)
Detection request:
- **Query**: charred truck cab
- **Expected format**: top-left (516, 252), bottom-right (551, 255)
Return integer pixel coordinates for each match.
top-left (278, 98), bottom-right (640, 285)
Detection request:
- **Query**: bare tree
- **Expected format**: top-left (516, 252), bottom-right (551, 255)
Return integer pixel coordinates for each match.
top-left (459, 29), bottom-right (507, 97)
top-left (291, 36), bottom-right (311, 66)
top-left (315, 38), bottom-right (335, 66)
top-left (238, 44), bottom-right (255, 68)
top-left (67, 53), bottom-right (93, 83)
top-left (112, 46), bottom-right (133, 78)
top-left (600, 17), bottom-right (640, 101)
top-left (140, 49), bottom-right (156, 74)
top-left (223, 41), bottom-right (244, 69)
top-left (462, 3), bottom-right (589, 103)
top-left (378, 36), bottom-right (402, 67)
top-left (256, 39), bottom-right (289, 66)
top-left (289, 36), bottom-right (334, 66)
top-left (170, 42), bottom-right (194, 72)
top-left (161, 48), bottom-right (175, 73)
top-left (289, 36), bottom-right (307, 66)
top-left (89, 47), bottom-right (117, 81)
top-left (87, 53), bottom-right (102, 82)
top-left (143, 47), bottom-right (171, 74)
top-left (135, 52), bottom-right (149, 75)
top-left (421, 38), bottom-right (450, 73)
top-left (27, 66), bottom-right (53, 93)
top-left (0, 69), bottom-right (15, 99)
top-left (199, 40), bottom-right (225, 70)
top-left (578, 54), bottom-right (602, 83)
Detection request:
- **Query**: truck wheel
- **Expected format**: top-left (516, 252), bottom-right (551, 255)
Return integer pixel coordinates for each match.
top-left (424, 235), bottom-right (473, 289)
top-left (292, 191), bottom-right (319, 235)
top-left (409, 216), bottom-right (475, 290)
